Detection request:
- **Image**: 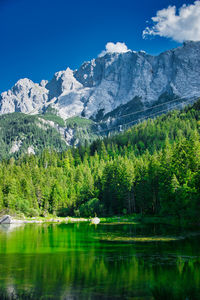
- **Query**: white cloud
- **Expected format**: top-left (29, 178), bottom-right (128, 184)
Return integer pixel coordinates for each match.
top-left (99, 42), bottom-right (129, 57)
top-left (143, 1), bottom-right (200, 42)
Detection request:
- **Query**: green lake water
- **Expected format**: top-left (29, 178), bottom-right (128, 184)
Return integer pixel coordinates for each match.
top-left (0, 222), bottom-right (200, 299)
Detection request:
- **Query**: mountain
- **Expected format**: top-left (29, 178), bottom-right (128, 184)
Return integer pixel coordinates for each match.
top-left (1, 41), bottom-right (200, 152)
top-left (1, 41), bottom-right (200, 119)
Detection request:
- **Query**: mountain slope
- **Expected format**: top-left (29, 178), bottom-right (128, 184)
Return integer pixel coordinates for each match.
top-left (0, 110), bottom-right (101, 159)
top-left (0, 113), bottom-right (67, 160)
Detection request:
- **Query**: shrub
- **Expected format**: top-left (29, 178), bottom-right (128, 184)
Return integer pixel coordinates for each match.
top-left (74, 209), bottom-right (80, 217)
top-left (79, 198), bottom-right (104, 217)
top-left (27, 208), bottom-right (40, 217)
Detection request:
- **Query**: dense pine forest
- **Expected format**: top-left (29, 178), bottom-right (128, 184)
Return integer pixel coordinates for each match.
top-left (0, 100), bottom-right (200, 223)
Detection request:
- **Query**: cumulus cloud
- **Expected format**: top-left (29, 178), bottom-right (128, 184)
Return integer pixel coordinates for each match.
top-left (99, 42), bottom-right (129, 57)
top-left (143, 1), bottom-right (200, 42)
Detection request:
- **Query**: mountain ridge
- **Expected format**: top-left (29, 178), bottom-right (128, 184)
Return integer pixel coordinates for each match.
top-left (1, 41), bottom-right (200, 122)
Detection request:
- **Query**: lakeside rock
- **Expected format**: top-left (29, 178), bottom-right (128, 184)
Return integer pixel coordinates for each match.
top-left (0, 215), bottom-right (43, 225)
top-left (0, 215), bottom-right (12, 224)
top-left (91, 217), bottom-right (100, 224)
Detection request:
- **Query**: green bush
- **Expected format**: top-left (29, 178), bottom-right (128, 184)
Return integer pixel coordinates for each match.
top-left (15, 199), bottom-right (30, 215)
top-left (27, 208), bottom-right (40, 217)
top-left (57, 207), bottom-right (72, 217)
top-left (74, 209), bottom-right (80, 217)
top-left (79, 198), bottom-right (104, 217)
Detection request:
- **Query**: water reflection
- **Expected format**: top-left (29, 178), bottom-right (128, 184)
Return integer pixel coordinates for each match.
top-left (0, 223), bottom-right (199, 299)
top-left (0, 223), bottom-right (24, 233)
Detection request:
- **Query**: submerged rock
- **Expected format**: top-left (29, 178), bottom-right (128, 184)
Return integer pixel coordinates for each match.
top-left (91, 217), bottom-right (100, 224)
top-left (0, 215), bottom-right (12, 224)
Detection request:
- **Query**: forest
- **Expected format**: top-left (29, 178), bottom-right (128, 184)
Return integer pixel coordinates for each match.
top-left (0, 100), bottom-right (200, 223)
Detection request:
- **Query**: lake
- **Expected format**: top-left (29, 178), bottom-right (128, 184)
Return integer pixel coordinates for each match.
top-left (0, 222), bottom-right (200, 299)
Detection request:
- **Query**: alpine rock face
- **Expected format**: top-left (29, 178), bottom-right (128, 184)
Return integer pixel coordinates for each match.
top-left (1, 41), bottom-right (200, 122)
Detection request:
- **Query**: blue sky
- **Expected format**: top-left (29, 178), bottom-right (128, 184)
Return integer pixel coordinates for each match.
top-left (0, 0), bottom-right (196, 93)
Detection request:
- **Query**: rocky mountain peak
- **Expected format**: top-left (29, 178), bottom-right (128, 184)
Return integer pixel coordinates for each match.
top-left (46, 67), bottom-right (83, 101)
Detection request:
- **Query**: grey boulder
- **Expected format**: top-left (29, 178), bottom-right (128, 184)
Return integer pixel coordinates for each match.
top-left (0, 215), bottom-right (12, 224)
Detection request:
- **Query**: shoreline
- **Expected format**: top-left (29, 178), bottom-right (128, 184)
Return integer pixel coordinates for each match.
top-left (0, 214), bottom-right (199, 227)
top-left (0, 215), bottom-right (102, 225)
